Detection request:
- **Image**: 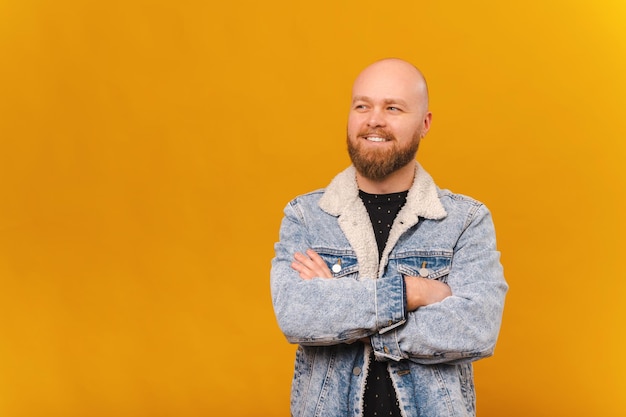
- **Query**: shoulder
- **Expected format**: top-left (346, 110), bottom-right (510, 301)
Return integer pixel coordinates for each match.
top-left (281, 188), bottom-right (327, 221)
top-left (287, 188), bottom-right (325, 207)
top-left (436, 188), bottom-right (495, 229)
top-left (438, 188), bottom-right (484, 208)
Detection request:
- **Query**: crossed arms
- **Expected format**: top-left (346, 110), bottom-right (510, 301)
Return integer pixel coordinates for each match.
top-left (270, 201), bottom-right (507, 364)
top-left (292, 249), bottom-right (451, 311)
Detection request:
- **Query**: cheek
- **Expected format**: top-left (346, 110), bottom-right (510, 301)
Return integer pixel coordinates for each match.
top-left (397, 122), bottom-right (422, 138)
top-left (347, 115), bottom-right (361, 135)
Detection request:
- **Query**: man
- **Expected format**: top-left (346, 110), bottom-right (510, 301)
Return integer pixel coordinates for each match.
top-left (270, 58), bottom-right (507, 417)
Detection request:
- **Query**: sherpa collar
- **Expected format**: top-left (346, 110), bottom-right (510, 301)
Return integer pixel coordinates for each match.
top-left (318, 163), bottom-right (447, 221)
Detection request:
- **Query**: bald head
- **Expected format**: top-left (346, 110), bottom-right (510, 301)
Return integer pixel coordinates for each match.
top-left (352, 58), bottom-right (429, 112)
top-left (347, 59), bottom-right (433, 189)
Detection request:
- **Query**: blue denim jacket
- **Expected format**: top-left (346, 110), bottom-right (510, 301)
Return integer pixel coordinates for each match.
top-left (271, 164), bottom-right (508, 417)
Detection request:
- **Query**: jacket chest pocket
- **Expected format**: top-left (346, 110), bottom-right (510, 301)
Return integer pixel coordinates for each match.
top-left (392, 250), bottom-right (453, 282)
top-left (315, 249), bottom-right (359, 279)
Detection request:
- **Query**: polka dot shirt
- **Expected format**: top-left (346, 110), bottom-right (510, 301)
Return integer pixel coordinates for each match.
top-left (359, 190), bottom-right (408, 417)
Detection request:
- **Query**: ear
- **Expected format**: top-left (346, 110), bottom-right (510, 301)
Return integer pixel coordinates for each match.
top-left (421, 112), bottom-right (432, 137)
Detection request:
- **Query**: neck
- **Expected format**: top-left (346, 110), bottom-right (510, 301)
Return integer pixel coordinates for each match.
top-left (356, 161), bottom-right (416, 194)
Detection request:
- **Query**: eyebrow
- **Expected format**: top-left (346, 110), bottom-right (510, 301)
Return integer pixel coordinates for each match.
top-left (352, 96), bottom-right (410, 107)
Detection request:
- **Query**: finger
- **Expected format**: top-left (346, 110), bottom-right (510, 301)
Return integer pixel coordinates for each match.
top-left (298, 250), bottom-right (331, 279)
top-left (306, 249), bottom-right (333, 278)
top-left (292, 251), bottom-right (332, 280)
top-left (293, 251), bottom-right (321, 273)
top-left (293, 252), bottom-right (316, 270)
top-left (291, 260), bottom-right (315, 280)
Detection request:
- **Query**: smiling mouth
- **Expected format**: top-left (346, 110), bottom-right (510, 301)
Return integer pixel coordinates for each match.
top-left (364, 136), bottom-right (387, 142)
top-left (359, 130), bottom-right (394, 142)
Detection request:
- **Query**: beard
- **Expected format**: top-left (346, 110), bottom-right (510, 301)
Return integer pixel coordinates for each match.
top-left (347, 128), bottom-right (421, 181)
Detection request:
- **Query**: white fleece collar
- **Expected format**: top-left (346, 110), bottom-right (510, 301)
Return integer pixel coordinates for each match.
top-left (319, 163), bottom-right (447, 220)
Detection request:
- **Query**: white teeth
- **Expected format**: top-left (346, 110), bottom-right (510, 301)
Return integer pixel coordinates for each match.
top-left (366, 136), bottom-right (386, 142)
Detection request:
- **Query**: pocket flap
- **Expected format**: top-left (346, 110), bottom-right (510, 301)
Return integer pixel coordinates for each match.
top-left (315, 249), bottom-right (359, 278)
top-left (394, 250), bottom-right (452, 280)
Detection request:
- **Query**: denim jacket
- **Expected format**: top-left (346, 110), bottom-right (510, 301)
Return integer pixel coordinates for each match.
top-left (271, 164), bottom-right (508, 417)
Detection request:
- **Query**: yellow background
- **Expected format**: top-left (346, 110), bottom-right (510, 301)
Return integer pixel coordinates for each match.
top-left (1, 0), bottom-right (625, 416)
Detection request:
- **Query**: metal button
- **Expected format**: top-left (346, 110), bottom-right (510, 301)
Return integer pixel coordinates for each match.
top-left (353, 367), bottom-right (361, 376)
top-left (332, 259), bottom-right (342, 273)
top-left (384, 346), bottom-right (390, 354)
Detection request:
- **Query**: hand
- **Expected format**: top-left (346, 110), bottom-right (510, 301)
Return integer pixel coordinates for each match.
top-left (291, 249), bottom-right (333, 280)
top-left (404, 276), bottom-right (451, 311)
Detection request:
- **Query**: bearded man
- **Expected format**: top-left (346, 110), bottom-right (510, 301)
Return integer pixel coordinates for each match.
top-left (270, 58), bottom-right (508, 417)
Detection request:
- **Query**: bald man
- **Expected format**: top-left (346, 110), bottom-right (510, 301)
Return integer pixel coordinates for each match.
top-left (271, 59), bottom-right (508, 417)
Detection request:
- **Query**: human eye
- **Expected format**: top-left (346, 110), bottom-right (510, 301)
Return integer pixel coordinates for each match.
top-left (353, 103), bottom-right (369, 111)
top-left (387, 106), bottom-right (402, 112)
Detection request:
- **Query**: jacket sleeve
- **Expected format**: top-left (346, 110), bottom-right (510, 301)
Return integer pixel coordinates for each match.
top-left (370, 204), bottom-right (508, 364)
top-left (270, 199), bottom-right (407, 346)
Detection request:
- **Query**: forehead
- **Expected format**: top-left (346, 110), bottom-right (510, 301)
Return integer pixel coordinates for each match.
top-left (351, 63), bottom-right (424, 105)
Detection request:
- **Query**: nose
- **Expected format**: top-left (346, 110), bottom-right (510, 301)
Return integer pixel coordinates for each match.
top-left (366, 108), bottom-right (386, 128)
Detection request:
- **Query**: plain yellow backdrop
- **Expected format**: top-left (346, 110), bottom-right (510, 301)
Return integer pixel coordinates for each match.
top-left (1, 0), bottom-right (625, 416)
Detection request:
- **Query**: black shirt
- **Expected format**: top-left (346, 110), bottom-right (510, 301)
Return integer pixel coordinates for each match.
top-left (359, 190), bottom-right (408, 417)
